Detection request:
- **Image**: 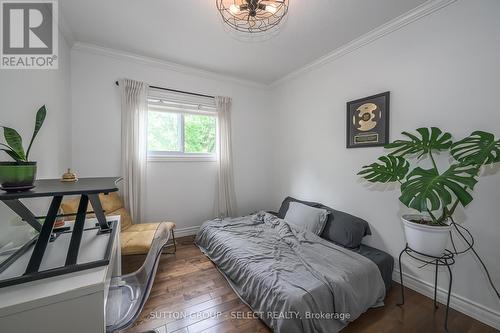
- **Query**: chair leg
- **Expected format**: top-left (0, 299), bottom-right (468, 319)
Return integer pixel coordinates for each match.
top-left (171, 229), bottom-right (176, 253)
top-left (163, 229), bottom-right (176, 254)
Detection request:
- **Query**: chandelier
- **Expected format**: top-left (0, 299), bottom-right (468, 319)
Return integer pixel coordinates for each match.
top-left (216, 0), bottom-right (289, 34)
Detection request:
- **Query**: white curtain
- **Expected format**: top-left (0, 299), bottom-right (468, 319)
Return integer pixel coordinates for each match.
top-left (216, 96), bottom-right (236, 218)
top-left (120, 79), bottom-right (148, 223)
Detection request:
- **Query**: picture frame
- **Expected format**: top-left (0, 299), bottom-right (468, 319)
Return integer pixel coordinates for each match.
top-left (346, 91), bottom-right (390, 148)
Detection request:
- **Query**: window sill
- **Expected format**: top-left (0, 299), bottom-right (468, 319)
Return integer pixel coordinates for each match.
top-left (147, 155), bottom-right (217, 162)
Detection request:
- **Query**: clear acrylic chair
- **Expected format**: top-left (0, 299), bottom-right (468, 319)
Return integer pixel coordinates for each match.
top-left (105, 223), bottom-right (172, 332)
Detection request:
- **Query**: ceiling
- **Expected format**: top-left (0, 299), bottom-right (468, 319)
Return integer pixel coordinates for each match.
top-left (60, 0), bottom-right (428, 84)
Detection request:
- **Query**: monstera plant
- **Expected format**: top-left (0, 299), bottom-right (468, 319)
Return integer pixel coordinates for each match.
top-left (0, 105), bottom-right (47, 192)
top-left (358, 127), bottom-right (500, 256)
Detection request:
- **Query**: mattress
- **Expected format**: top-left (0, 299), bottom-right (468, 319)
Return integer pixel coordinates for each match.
top-left (352, 244), bottom-right (394, 291)
top-left (195, 212), bottom-right (387, 333)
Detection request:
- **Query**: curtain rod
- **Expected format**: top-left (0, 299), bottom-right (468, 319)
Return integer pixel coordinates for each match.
top-left (115, 81), bottom-right (215, 99)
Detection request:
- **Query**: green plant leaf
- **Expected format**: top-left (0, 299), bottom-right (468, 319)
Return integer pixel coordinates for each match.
top-left (451, 131), bottom-right (500, 166)
top-left (399, 164), bottom-right (478, 212)
top-left (1, 142), bottom-right (24, 161)
top-left (1, 127), bottom-right (25, 161)
top-left (385, 127), bottom-right (453, 158)
top-left (0, 142), bottom-right (14, 150)
top-left (26, 105), bottom-right (47, 160)
top-left (358, 155), bottom-right (410, 183)
top-left (1, 149), bottom-right (24, 161)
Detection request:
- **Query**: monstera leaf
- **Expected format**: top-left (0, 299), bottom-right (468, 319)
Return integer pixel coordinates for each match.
top-left (1, 127), bottom-right (25, 161)
top-left (386, 127), bottom-right (453, 158)
top-left (358, 155), bottom-right (410, 183)
top-left (399, 164), bottom-right (478, 212)
top-left (451, 131), bottom-right (500, 166)
top-left (26, 105), bottom-right (47, 160)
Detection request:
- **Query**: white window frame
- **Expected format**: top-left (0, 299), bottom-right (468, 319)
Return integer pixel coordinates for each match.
top-left (147, 89), bottom-right (217, 162)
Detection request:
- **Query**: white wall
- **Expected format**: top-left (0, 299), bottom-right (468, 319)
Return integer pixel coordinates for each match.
top-left (70, 48), bottom-right (273, 233)
top-left (270, 0), bottom-right (500, 326)
top-left (0, 34), bottom-right (71, 180)
top-left (0, 30), bottom-right (72, 244)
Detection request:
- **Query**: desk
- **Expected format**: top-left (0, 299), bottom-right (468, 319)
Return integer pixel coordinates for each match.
top-left (0, 177), bottom-right (120, 287)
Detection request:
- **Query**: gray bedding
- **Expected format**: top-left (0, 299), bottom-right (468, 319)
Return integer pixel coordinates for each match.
top-left (195, 212), bottom-right (386, 333)
top-left (354, 244), bottom-right (394, 291)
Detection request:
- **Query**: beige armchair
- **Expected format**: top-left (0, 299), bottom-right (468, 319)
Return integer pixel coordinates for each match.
top-left (60, 192), bottom-right (176, 256)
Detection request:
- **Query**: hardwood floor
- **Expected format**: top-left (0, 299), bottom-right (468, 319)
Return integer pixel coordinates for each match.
top-left (123, 236), bottom-right (496, 333)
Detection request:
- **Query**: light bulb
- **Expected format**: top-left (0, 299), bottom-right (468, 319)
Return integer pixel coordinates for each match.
top-left (229, 4), bottom-right (241, 15)
top-left (265, 4), bottom-right (278, 14)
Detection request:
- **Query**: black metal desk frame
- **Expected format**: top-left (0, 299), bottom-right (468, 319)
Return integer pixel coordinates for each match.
top-left (0, 178), bottom-right (121, 288)
top-left (398, 244), bottom-right (456, 331)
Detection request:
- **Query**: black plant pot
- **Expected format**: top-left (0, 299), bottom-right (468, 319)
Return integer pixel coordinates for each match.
top-left (0, 161), bottom-right (37, 192)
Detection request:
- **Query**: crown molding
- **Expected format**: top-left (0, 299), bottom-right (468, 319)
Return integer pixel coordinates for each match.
top-left (72, 42), bottom-right (266, 89)
top-left (56, 5), bottom-right (76, 47)
top-left (69, 0), bottom-right (456, 88)
top-left (270, 0), bottom-right (458, 88)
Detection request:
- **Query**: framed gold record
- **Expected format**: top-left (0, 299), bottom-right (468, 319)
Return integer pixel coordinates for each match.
top-left (346, 91), bottom-right (390, 148)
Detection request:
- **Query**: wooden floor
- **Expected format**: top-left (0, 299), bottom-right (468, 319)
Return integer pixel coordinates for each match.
top-left (123, 236), bottom-right (496, 333)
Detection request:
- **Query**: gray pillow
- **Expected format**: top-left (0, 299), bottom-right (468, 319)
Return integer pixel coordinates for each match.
top-left (284, 201), bottom-right (329, 235)
top-left (278, 196), bottom-right (371, 248)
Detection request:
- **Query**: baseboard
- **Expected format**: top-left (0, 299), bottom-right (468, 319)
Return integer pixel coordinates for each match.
top-left (173, 225), bottom-right (201, 238)
top-left (392, 269), bottom-right (500, 330)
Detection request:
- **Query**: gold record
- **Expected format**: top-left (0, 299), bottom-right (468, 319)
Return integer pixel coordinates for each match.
top-left (354, 103), bottom-right (378, 132)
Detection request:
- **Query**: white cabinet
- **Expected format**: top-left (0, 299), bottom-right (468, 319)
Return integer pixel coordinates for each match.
top-left (0, 216), bottom-right (121, 333)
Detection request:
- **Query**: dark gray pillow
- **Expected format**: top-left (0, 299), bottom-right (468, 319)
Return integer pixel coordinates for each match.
top-left (277, 196), bottom-right (371, 248)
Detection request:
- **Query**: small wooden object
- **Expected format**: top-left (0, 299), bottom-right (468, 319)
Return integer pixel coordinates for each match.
top-left (61, 169), bottom-right (78, 182)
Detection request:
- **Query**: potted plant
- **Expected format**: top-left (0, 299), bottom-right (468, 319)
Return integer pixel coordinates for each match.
top-left (0, 105), bottom-right (47, 192)
top-left (358, 127), bottom-right (499, 257)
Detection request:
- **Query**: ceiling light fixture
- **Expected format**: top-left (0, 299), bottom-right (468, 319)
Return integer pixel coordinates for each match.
top-left (216, 0), bottom-right (289, 34)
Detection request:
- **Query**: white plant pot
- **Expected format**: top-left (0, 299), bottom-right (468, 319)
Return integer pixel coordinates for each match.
top-left (401, 214), bottom-right (452, 257)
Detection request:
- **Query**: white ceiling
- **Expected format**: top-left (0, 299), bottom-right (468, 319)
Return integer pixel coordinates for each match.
top-left (61, 0), bottom-right (427, 84)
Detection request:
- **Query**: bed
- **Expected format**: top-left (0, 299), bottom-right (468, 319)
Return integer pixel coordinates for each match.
top-left (195, 197), bottom-right (394, 333)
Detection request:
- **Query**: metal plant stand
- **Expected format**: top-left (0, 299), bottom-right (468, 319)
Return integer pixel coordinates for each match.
top-left (397, 244), bottom-right (456, 331)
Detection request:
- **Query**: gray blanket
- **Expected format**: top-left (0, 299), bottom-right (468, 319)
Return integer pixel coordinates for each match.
top-left (195, 212), bottom-right (386, 333)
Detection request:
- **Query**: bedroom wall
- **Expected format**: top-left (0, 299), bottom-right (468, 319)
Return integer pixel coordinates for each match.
top-left (70, 46), bottom-right (273, 234)
top-left (0, 32), bottom-right (72, 181)
top-left (269, 0), bottom-right (500, 327)
top-left (0, 29), bottom-right (72, 242)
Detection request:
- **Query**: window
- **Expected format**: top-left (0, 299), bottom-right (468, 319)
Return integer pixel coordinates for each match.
top-left (147, 90), bottom-right (217, 161)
